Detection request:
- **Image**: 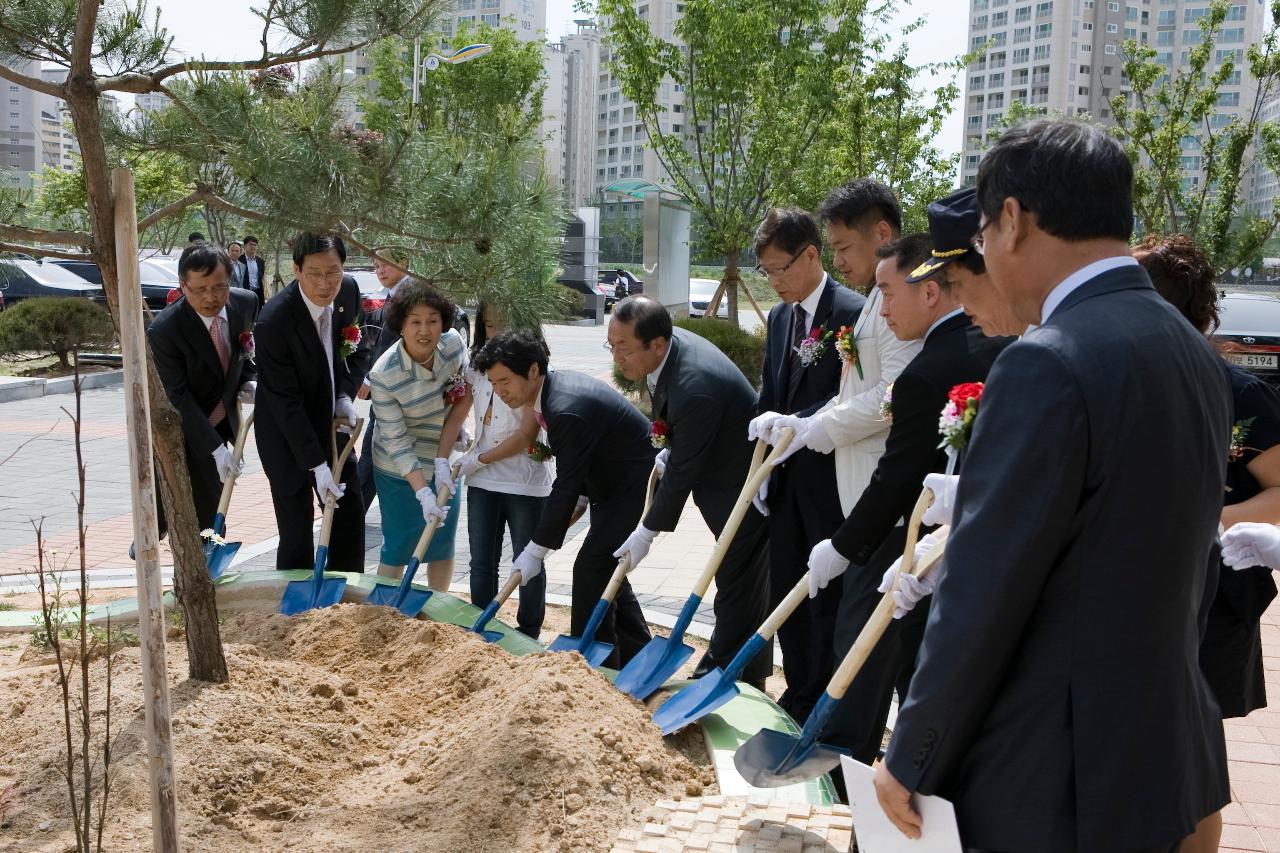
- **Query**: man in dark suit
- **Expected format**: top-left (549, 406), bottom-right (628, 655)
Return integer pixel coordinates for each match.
top-left (226, 240), bottom-right (247, 289)
top-left (750, 207), bottom-right (865, 722)
top-left (239, 234), bottom-right (267, 306)
top-left (804, 224), bottom-right (1011, 770)
top-left (254, 232), bottom-right (373, 573)
top-left (357, 251), bottom-right (412, 512)
top-left (608, 296), bottom-right (773, 687)
top-left (148, 241), bottom-right (259, 535)
top-left (874, 120), bottom-right (1232, 852)
top-left (475, 330), bottom-right (655, 669)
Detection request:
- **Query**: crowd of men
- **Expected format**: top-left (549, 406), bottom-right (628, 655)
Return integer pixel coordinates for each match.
top-left (149, 119), bottom-right (1258, 851)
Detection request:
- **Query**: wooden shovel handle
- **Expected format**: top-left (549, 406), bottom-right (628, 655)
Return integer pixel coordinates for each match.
top-left (318, 418), bottom-right (365, 549)
top-left (825, 486), bottom-right (938, 703)
top-left (214, 407), bottom-right (256, 518)
top-left (688, 427), bottom-right (794, 599)
top-left (494, 571), bottom-right (523, 608)
top-left (598, 467), bottom-right (661, 604)
top-left (409, 453), bottom-right (468, 562)
top-left (757, 572), bottom-right (810, 640)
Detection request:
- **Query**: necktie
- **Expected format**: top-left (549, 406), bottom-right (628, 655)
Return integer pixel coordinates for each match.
top-left (208, 315), bottom-right (229, 426)
top-left (786, 304), bottom-right (807, 404)
top-left (534, 410), bottom-right (548, 430)
top-left (317, 306), bottom-right (335, 407)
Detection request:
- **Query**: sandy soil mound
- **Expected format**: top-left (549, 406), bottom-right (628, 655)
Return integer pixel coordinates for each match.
top-left (0, 604), bottom-right (716, 852)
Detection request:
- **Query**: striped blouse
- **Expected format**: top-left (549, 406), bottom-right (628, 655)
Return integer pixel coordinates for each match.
top-left (368, 329), bottom-right (467, 478)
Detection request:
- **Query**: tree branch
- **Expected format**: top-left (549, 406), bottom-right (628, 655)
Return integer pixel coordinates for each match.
top-left (0, 61), bottom-right (63, 97)
top-left (72, 0), bottom-right (99, 79)
top-left (0, 240), bottom-right (94, 261)
top-left (136, 189), bottom-right (205, 232)
top-left (0, 223), bottom-right (92, 247)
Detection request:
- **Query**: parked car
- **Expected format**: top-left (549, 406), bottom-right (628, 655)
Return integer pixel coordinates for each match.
top-left (0, 258), bottom-right (107, 306)
top-left (597, 268), bottom-right (641, 310)
top-left (49, 258), bottom-right (180, 311)
top-left (688, 277), bottom-right (731, 319)
top-left (1217, 291), bottom-right (1280, 387)
top-left (347, 268), bottom-right (471, 345)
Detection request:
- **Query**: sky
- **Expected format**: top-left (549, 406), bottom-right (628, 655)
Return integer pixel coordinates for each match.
top-left (151, 0), bottom-right (969, 156)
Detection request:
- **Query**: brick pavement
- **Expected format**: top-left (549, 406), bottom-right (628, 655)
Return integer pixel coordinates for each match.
top-left (610, 796), bottom-right (853, 853)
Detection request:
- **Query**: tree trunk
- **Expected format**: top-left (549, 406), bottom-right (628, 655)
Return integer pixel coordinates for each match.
top-left (724, 253), bottom-right (741, 329)
top-left (65, 79), bottom-right (229, 684)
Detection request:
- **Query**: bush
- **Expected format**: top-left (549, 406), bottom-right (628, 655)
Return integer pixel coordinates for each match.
top-left (611, 316), bottom-right (767, 395)
top-left (0, 297), bottom-right (116, 368)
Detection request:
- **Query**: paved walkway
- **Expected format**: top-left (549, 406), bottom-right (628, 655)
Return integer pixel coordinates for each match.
top-left (4, 318), bottom-right (1280, 849)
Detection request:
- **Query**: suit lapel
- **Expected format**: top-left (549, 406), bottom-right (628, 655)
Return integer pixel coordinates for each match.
top-left (653, 333), bottom-right (679, 419)
top-left (784, 275), bottom-right (833, 411)
top-left (289, 285), bottom-right (332, 391)
top-left (219, 296), bottom-right (245, 403)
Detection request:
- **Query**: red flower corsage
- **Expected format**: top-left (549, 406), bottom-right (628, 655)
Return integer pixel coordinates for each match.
top-left (443, 372), bottom-right (467, 405)
top-left (650, 419), bottom-right (669, 449)
top-left (339, 322), bottom-right (361, 358)
top-left (239, 330), bottom-right (255, 362)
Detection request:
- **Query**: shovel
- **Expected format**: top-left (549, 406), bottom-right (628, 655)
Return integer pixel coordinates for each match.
top-left (733, 488), bottom-right (948, 787)
top-left (617, 431), bottom-right (793, 701)
top-left (547, 465), bottom-right (661, 667)
top-left (204, 409), bottom-right (256, 580)
top-left (279, 419), bottom-right (365, 616)
top-left (365, 456), bottom-right (463, 617)
top-left (469, 572), bottom-right (522, 643)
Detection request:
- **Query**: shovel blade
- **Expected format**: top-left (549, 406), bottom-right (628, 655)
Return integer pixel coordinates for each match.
top-left (614, 636), bottom-right (695, 700)
top-left (547, 633), bottom-right (614, 668)
top-left (469, 601), bottom-right (502, 635)
top-left (652, 667), bottom-right (739, 735)
top-left (394, 587), bottom-right (433, 619)
top-left (479, 629), bottom-right (505, 643)
top-left (206, 541), bottom-right (242, 580)
top-left (279, 576), bottom-right (347, 616)
top-left (732, 727), bottom-right (847, 788)
top-left (364, 582), bottom-right (402, 608)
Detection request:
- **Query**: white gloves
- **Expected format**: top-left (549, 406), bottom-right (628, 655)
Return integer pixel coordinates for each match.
top-left (434, 457), bottom-right (456, 496)
top-left (878, 531), bottom-right (946, 619)
top-left (1222, 522), bottom-right (1280, 572)
top-left (312, 462), bottom-right (345, 502)
top-left (752, 475), bottom-right (770, 517)
top-left (653, 447), bottom-right (671, 476)
top-left (514, 542), bottom-right (550, 586)
top-left (766, 415), bottom-right (810, 464)
top-left (211, 443), bottom-right (242, 483)
top-left (458, 449), bottom-right (486, 478)
top-left (921, 473), bottom-right (960, 528)
top-left (415, 485), bottom-right (449, 525)
top-left (334, 394), bottom-right (358, 433)
top-left (807, 539), bottom-right (850, 598)
top-left (613, 525), bottom-right (658, 569)
top-left (237, 380), bottom-right (257, 404)
top-left (748, 411), bottom-right (784, 443)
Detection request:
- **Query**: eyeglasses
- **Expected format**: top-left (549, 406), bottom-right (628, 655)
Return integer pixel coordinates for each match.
top-left (754, 247), bottom-right (807, 278)
top-left (603, 340), bottom-right (644, 358)
top-left (971, 219), bottom-right (995, 256)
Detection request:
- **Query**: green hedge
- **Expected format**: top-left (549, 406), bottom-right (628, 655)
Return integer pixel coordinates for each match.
top-left (612, 316), bottom-right (767, 397)
top-left (0, 297), bottom-right (116, 368)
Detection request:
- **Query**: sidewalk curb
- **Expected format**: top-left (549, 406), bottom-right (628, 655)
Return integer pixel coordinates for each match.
top-left (0, 369), bottom-right (124, 403)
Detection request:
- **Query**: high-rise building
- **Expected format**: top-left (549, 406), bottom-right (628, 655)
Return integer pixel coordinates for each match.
top-left (959, 0), bottom-right (1268, 189)
top-left (1246, 91), bottom-right (1280, 222)
top-left (1, 59), bottom-right (41, 187)
top-left (38, 68), bottom-right (80, 172)
top-left (135, 91), bottom-right (171, 116)
top-left (594, 1), bottom-right (686, 221)
top-left (543, 20), bottom-right (601, 207)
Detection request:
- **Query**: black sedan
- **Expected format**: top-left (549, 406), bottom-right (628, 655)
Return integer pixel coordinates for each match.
top-left (50, 258), bottom-right (180, 311)
top-left (0, 258), bottom-right (106, 306)
top-left (1217, 291), bottom-right (1280, 387)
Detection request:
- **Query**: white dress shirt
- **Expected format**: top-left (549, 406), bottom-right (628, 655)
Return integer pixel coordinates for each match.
top-left (299, 290), bottom-right (336, 400)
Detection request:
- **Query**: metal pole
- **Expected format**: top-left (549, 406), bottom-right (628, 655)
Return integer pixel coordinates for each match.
top-left (412, 37), bottom-right (421, 105)
top-left (112, 167), bottom-right (180, 853)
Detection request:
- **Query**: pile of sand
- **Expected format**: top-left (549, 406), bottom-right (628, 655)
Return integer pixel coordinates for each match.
top-left (0, 604), bottom-right (716, 852)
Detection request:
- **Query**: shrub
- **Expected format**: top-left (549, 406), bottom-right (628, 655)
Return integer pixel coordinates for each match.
top-left (611, 316), bottom-right (767, 396)
top-left (0, 297), bottom-right (116, 368)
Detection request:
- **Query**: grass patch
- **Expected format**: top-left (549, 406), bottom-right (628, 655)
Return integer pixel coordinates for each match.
top-left (0, 602), bottom-right (15, 612)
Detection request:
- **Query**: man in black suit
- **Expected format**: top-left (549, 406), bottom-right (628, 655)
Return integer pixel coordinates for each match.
top-left (608, 296), bottom-right (773, 687)
top-left (226, 240), bottom-right (247, 289)
top-left (750, 207), bottom-right (865, 722)
top-left (357, 250), bottom-right (412, 512)
top-left (148, 241), bottom-right (259, 534)
top-left (804, 225), bottom-right (1011, 769)
top-left (254, 232), bottom-right (373, 573)
top-left (874, 120), bottom-right (1232, 852)
top-left (476, 330), bottom-right (655, 668)
top-left (239, 234), bottom-right (267, 306)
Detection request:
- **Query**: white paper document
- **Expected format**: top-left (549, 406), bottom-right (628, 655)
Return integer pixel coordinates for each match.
top-left (841, 756), bottom-right (963, 853)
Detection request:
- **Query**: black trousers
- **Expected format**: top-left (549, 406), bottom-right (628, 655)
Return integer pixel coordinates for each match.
top-left (570, 471), bottom-right (652, 670)
top-left (767, 463), bottom-right (845, 723)
top-left (824, 525), bottom-right (929, 767)
top-left (691, 493), bottom-right (773, 685)
top-left (270, 457), bottom-right (365, 572)
top-left (156, 419), bottom-right (233, 540)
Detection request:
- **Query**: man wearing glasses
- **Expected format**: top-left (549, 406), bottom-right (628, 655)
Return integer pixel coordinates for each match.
top-left (148, 241), bottom-right (259, 538)
top-left (253, 232), bottom-right (373, 573)
top-left (748, 207), bottom-right (865, 724)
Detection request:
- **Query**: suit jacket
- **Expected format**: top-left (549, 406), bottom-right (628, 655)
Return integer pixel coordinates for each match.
top-left (253, 277), bottom-right (373, 490)
top-left (533, 369), bottom-right (656, 549)
top-left (809, 285), bottom-right (923, 514)
top-left (831, 312), bottom-right (1010, 564)
top-left (229, 261), bottom-right (247, 289)
top-left (643, 327), bottom-right (759, 532)
top-left (886, 265), bottom-right (1232, 851)
top-left (757, 273), bottom-right (864, 499)
top-left (239, 255), bottom-right (266, 295)
top-left (147, 288), bottom-right (259, 457)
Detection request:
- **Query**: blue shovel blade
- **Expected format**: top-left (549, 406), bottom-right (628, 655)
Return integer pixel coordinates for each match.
top-left (479, 629), bottom-right (505, 643)
top-left (732, 726), bottom-right (848, 788)
top-left (394, 587), bottom-right (433, 619)
top-left (206, 541), bottom-right (242, 580)
top-left (614, 635), bottom-right (696, 701)
top-left (547, 633), bottom-right (613, 668)
top-left (279, 575), bottom-right (347, 616)
top-left (652, 667), bottom-right (739, 735)
top-left (365, 582), bottom-right (403, 608)
top-left (469, 601), bottom-right (506, 643)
